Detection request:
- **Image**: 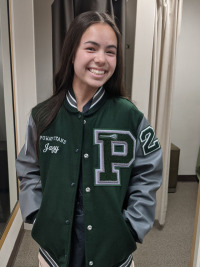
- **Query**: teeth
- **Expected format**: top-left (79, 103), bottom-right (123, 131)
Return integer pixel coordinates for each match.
top-left (89, 69), bottom-right (105, 75)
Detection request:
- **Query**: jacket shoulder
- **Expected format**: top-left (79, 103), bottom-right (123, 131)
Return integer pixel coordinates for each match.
top-left (112, 97), bottom-right (144, 122)
top-left (119, 97), bottom-right (142, 111)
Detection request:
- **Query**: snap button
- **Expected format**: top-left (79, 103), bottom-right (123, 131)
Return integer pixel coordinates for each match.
top-left (75, 148), bottom-right (79, 153)
top-left (89, 261), bottom-right (93, 266)
top-left (78, 114), bottom-right (82, 119)
top-left (84, 153), bottom-right (89, 159)
top-left (84, 120), bottom-right (86, 124)
top-left (65, 220), bottom-right (70, 225)
top-left (87, 225), bottom-right (92, 231)
top-left (85, 187), bottom-right (91, 193)
top-left (71, 182), bottom-right (75, 187)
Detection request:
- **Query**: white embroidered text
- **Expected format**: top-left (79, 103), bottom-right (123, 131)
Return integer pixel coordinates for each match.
top-left (40, 135), bottom-right (66, 144)
top-left (43, 143), bottom-right (59, 153)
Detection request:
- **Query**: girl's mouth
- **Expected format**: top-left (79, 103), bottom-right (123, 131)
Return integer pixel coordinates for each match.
top-left (89, 68), bottom-right (106, 75)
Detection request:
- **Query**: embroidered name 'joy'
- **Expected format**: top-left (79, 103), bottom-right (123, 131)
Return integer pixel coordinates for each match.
top-left (43, 143), bottom-right (59, 153)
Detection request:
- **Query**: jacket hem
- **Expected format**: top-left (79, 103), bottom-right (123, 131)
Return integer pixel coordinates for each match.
top-left (39, 247), bottom-right (59, 267)
top-left (119, 254), bottom-right (133, 267)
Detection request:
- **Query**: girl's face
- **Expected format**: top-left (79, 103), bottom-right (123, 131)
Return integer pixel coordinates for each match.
top-left (72, 23), bottom-right (117, 94)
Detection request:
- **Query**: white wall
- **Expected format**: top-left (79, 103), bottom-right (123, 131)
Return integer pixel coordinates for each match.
top-left (131, 0), bottom-right (155, 117)
top-left (11, 0), bottom-right (53, 150)
top-left (11, 0), bottom-right (38, 149)
top-left (34, 0), bottom-right (53, 103)
top-left (171, 0), bottom-right (200, 175)
top-left (125, 0), bottom-right (137, 98)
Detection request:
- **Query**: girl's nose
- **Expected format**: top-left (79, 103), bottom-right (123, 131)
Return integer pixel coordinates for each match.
top-left (94, 51), bottom-right (106, 65)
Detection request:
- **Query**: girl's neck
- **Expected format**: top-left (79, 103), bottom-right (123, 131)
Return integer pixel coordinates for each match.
top-left (73, 84), bottom-right (98, 112)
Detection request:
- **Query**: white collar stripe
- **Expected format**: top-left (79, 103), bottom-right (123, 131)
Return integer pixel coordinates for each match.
top-left (94, 86), bottom-right (103, 98)
top-left (66, 95), bottom-right (77, 109)
top-left (68, 91), bottom-right (76, 105)
top-left (66, 87), bottom-right (105, 110)
top-left (68, 91), bottom-right (76, 103)
top-left (92, 86), bottom-right (103, 102)
top-left (90, 90), bottom-right (105, 109)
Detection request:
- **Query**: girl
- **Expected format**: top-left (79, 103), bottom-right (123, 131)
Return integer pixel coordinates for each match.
top-left (16, 11), bottom-right (162, 267)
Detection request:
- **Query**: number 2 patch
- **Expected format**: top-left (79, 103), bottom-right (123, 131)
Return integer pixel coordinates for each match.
top-left (139, 126), bottom-right (161, 156)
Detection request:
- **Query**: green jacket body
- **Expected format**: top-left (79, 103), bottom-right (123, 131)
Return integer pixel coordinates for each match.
top-left (16, 90), bottom-right (162, 267)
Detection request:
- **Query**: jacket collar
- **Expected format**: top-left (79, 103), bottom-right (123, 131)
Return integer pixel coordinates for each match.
top-left (64, 87), bottom-right (107, 115)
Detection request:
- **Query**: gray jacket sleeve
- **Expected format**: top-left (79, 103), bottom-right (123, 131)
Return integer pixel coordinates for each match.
top-left (123, 116), bottom-right (163, 243)
top-left (16, 114), bottom-right (42, 221)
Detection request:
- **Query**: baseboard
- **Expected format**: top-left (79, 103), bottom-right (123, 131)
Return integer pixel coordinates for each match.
top-left (6, 224), bottom-right (24, 267)
top-left (24, 222), bottom-right (33, 231)
top-left (178, 175), bottom-right (198, 182)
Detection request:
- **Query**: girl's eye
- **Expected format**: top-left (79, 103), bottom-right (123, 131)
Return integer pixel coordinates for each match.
top-left (86, 47), bottom-right (95, 51)
top-left (107, 50), bottom-right (116, 55)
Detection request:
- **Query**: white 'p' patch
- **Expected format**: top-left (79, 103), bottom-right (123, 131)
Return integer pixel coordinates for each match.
top-left (94, 130), bottom-right (136, 186)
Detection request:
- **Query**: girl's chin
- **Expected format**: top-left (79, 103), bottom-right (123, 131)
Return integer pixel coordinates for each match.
top-left (84, 81), bottom-right (105, 90)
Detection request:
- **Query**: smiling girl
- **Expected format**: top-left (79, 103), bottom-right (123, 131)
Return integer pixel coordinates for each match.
top-left (16, 11), bottom-right (162, 267)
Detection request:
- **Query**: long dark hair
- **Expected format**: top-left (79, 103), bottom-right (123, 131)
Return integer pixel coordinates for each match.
top-left (34, 11), bottom-right (125, 150)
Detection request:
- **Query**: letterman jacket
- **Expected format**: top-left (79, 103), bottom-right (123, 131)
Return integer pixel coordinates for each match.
top-left (16, 87), bottom-right (162, 267)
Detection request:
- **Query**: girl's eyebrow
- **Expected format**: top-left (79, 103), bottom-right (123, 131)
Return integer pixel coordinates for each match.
top-left (84, 41), bottom-right (117, 50)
